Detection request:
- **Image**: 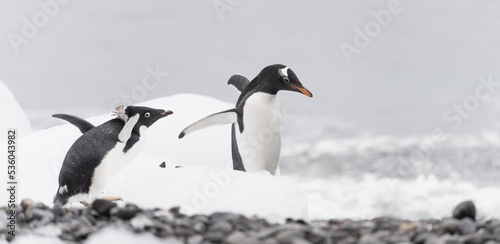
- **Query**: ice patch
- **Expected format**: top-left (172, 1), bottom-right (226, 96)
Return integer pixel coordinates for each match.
top-left (0, 80), bottom-right (31, 134)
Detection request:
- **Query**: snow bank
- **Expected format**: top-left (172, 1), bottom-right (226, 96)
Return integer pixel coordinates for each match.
top-left (301, 174), bottom-right (500, 220)
top-left (15, 94), bottom-right (308, 221)
top-left (0, 80), bottom-right (31, 134)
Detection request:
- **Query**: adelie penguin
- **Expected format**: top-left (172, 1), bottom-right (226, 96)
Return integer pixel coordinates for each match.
top-left (179, 64), bottom-right (313, 175)
top-left (53, 105), bottom-right (173, 206)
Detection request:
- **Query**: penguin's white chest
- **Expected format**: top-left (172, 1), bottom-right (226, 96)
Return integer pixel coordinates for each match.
top-left (236, 92), bottom-right (282, 175)
top-left (89, 126), bottom-right (147, 197)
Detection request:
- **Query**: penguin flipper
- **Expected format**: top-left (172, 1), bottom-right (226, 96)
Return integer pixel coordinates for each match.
top-left (179, 109), bottom-right (239, 139)
top-left (53, 114), bottom-right (95, 134)
top-left (228, 74), bottom-right (251, 93)
top-left (118, 114), bottom-right (140, 142)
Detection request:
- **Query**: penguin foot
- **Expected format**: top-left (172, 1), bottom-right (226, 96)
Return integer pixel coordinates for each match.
top-left (101, 196), bottom-right (123, 202)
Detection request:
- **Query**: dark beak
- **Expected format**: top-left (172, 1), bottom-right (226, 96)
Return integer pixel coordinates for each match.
top-left (291, 85), bottom-right (313, 97)
top-left (161, 110), bottom-right (174, 117)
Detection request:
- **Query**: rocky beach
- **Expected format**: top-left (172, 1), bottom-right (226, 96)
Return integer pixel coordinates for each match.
top-left (1, 199), bottom-right (499, 244)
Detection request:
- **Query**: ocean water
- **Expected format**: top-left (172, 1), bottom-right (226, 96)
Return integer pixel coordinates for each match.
top-left (280, 117), bottom-right (500, 219)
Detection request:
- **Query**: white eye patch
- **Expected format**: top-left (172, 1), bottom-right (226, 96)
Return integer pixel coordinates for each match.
top-left (145, 112), bottom-right (151, 118)
top-left (279, 67), bottom-right (290, 78)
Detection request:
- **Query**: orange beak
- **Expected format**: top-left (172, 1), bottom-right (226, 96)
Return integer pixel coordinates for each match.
top-left (291, 85), bottom-right (313, 97)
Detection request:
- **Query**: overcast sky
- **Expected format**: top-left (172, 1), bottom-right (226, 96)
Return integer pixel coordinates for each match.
top-left (1, 0), bottom-right (500, 134)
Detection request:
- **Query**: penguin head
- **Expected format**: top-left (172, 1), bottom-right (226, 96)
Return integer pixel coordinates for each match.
top-left (125, 106), bottom-right (173, 134)
top-left (255, 64), bottom-right (313, 97)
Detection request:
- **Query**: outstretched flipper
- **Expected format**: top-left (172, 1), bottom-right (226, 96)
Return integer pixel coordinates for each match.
top-left (53, 114), bottom-right (95, 134)
top-left (228, 74), bottom-right (251, 93)
top-left (179, 108), bottom-right (240, 139)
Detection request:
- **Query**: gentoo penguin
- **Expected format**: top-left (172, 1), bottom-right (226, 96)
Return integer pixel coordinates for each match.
top-left (53, 105), bottom-right (173, 206)
top-left (179, 64), bottom-right (312, 175)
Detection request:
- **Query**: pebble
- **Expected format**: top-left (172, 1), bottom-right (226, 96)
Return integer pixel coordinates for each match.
top-left (459, 218), bottom-right (477, 235)
top-left (111, 203), bottom-right (141, 220)
top-left (91, 200), bottom-right (117, 217)
top-left (6, 199), bottom-right (500, 244)
top-left (453, 201), bottom-right (476, 220)
top-left (438, 218), bottom-right (461, 234)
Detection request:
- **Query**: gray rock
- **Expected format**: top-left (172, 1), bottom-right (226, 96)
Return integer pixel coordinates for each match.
top-left (275, 230), bottom-right (304, 244)
top-left (413, 232), bottom-right (436, 244)
top-left (31, 208), bottom-right (55, 226)
top-left (329, 230), bottom-right (351, 243)
top-left (52, 205), bottom-right (65, 217)
top-left (193, 220), bottom-right (207, 233)
top-left (453, 201), bottom-right (476, 220)
top-left (130, 214), bottom-right (154, 230)
top-left (187, 234), bottom-right (204, 244)
top-left (204, 231), bottom-right (225, 242)
top-left (291, 238), bottom-right (312, 244)
top-left (258, 226), bottom-right (281, 239)
top-left (225, 231), bottom-right (247, 244)
top-left (169, 207), bottom-right (182, 217)
top-left (111, 203), bottom-right (141, 220)
top-left (153, 224), bottom-right (175, 237)
top-left (210, 212), bottom-right (242, 223)
top-left (388, 234), bottom-right (411, 243)
top-left (340, 220), bottom-right (361, 231)
top-left (459, 218), bottom-right (477, 235)
top-left (438, 218), bottom-right (461, 234)
top-left (209, 220), bottom-right (233, 235)
top-left (338, 236), bottom-right (357, 244)
top-left (373, 217), bottom-right (401, 232)
top-left (486, 219), bottom-right (500, 233)
top-left (374, 230), bottom-right (391, 242)
top-left (463, 232), bottom-right (495, 244)
top-left (485, 241), bottom-right (500, 244)
top-left (261, 239), bottom-right (280, 244)
top-left (91, 200), bottom-right (117, 217)
top-left (305, 227), bottom-right (327, 243)
top-left (358, 235), bottom-right (384, 244)
top-left (73, 225), bottom-right (95, 241)
top-left (360, 221), bottom-right (377, 234)
top-left (440, 234), bottom-right (464, 244)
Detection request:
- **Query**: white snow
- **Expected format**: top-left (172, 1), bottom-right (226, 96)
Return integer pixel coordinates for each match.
top-left (13, 94), bottom-right (308, 222)
top-left (301, 174), bottom-right (500, 220)
top-left (2, 93), bottom-right (500, 244)
top-left (0, 80), bottom-right (31, 134)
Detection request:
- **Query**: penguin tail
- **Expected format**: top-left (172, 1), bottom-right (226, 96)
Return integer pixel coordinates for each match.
top-left (53, 114), bottom-right (95, 134)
